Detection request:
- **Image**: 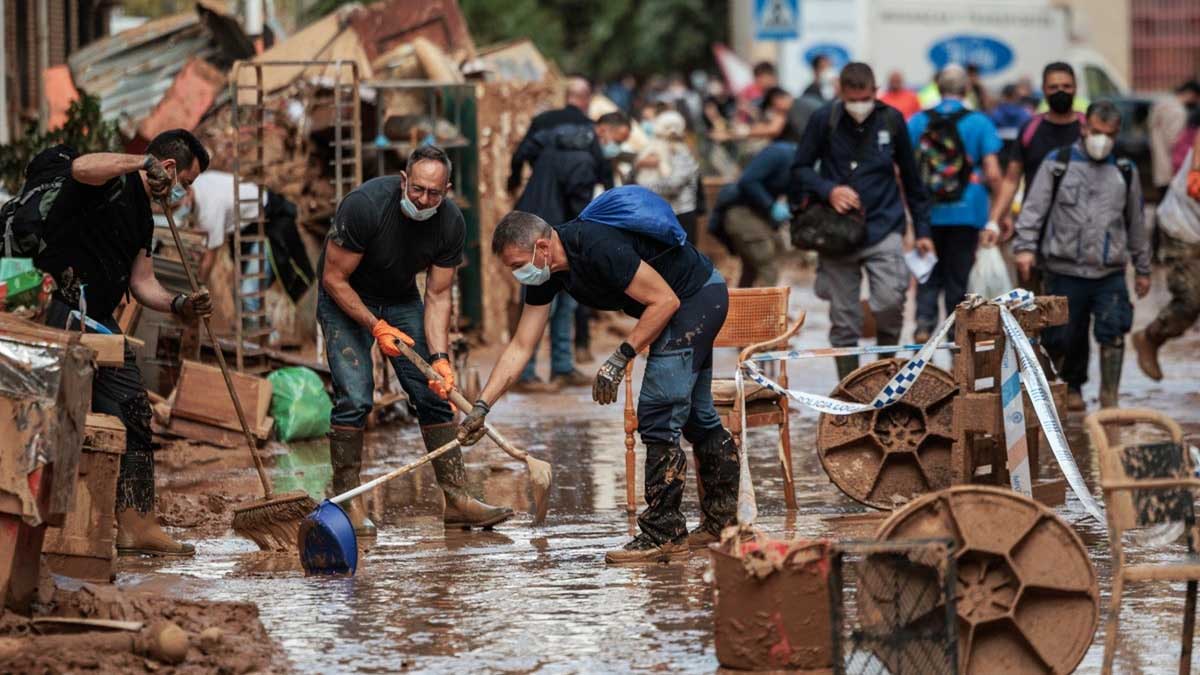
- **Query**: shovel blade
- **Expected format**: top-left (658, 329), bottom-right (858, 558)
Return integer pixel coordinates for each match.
top-left (298, 500), bottom-right (358, 576)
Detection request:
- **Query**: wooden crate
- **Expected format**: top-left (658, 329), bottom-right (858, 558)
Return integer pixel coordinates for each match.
top-left (42, 414), bottom-right (125, 582)
top-left (171, 359), bottom-right (272, 435)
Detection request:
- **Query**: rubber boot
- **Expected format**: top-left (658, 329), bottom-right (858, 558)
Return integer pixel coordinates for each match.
top-left (329, 426), bottom-right (376, 537)
top-left (422, 423), bottom-right (513, 529)
top-left (687, 428), bottom-right (739, 549)
top-left (114, 446), bottom-right (194, 557)
top-left (1133, 321), bottom-right (1166, 382)
top-left (1099, 343), bottom-right (1124, 409)
top-left (835, 355), bottom-right (860, 382)
top-left (607, 441), bottom-right (690, 564)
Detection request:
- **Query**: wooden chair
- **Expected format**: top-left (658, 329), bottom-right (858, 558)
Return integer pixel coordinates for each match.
top-left (1087, 408), bottom-right (1199, 675)
top-left (622, 286), bottom-right (805, 513)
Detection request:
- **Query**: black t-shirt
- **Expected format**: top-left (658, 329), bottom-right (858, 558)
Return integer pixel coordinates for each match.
top-left (319, 176), bottom-right (464, 304)
top-left (525, 220), bottom-right (715, 318)
top-left (36, 172), bottom-right (153, 319)
top-left (1016, 116), bottom-right (1082, 196)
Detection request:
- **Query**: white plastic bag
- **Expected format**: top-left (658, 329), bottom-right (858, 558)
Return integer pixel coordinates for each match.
top-left (967, 246), bottom-right (1013, 299)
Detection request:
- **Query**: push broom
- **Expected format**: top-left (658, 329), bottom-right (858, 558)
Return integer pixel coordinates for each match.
top-left (160, 200), bottom-right (316, 550)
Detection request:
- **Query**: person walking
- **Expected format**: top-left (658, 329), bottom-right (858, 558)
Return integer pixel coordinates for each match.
top-left (791, 62), bottom-right (934, 379)
top-left (907, 65), bottom-right (1004, 342)
top-left (711, 140), bottom-right (795, 287)
top-left (1134, 135), bottom-right (1200, 380)
top-left (36, 130), bottom-right (212, 556)
top-left (1013, 102), bottom-right (1150, 411)
top-left (318, 145), bottom-right (513, 534)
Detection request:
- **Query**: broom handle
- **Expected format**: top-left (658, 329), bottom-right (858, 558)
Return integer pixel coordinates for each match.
top-left (331, 439), bottom-right (459, 505)
top-left (393, 340), bottom-right (530, 461)
top-left (160, 202), bottom-right (274, 498)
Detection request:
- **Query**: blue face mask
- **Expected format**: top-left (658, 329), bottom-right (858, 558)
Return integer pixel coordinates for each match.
top-left (169, 168), bottom-right (187, 206)
top-left (401, 195), bottom-right (438, 221)
top-left (512, 242), bottom-right (551, 286)
top-left (641, 121), bottom-right (655, 137)
top-left (602, 142), bottom-right (621, 159)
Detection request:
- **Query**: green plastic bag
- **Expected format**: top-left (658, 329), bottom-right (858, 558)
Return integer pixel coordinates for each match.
top-left (267, 367), bottom-right (333, 442)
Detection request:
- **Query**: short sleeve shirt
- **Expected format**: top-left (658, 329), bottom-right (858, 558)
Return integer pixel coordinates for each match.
top-left (191, 170), bottom-right (264, 250)
top-left (907, 99), bottom-right (1003, 227)
top-left (318, 176), bottom-right (464, 305)
top-left (525, 220), bottom-right (715, 318)
top-left (36, 171), bottom-right (153, 319)
top-left (1017, 115), bottom-right (1082, 197)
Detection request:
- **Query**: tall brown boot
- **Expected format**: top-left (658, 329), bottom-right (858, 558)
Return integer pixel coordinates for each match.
top-left (1099, 343), bottom-right (1124, 409)
top-left (115, 447), bottom-right (194, 557)
top-left (422, 423), bottom-right (513, 529)
top-left (329, 426), bottom-right (376, 537)
top-left (1133, 322), bottom-right (1166, 381)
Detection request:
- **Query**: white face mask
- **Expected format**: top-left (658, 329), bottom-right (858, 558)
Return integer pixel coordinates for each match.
top-left (1085, 133), bottom-right (1115, 161)
top-left (844, 100), bottom-right (875, 123)
top-left (512, 242), bottom-right (551, 286)
top-left (401, 195), bottom-right (438, 221)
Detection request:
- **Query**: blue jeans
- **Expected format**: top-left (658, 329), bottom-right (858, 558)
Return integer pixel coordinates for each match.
top-left (1042, 271), bottom-right (1133, 390)
top-left (637, 270), bottom-right (728, 445)
top-left (520, 290), bottom-right (576, 380)
top-left (317, 289), bottom-right (452, 429)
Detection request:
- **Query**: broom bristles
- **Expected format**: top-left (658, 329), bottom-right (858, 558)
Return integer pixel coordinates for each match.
top-left (231, 491), bottom-right (318, 552)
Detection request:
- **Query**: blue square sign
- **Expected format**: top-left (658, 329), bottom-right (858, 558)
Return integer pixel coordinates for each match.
top-left (755, 0), bottom-right (799, 41)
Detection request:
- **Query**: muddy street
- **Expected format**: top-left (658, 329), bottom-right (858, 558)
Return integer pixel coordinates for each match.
top-left (112, 274), bottom-right (1200, 674)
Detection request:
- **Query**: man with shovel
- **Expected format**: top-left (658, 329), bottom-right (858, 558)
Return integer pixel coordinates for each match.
top-left (35, 129), bottom-right (212, 556)
top-left (459, 188), bottom-right (742, 564)
top-left (318, 145), bottom-right (513, 535)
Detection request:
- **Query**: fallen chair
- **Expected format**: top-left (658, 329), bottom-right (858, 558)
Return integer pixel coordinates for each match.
top-left (623, 286), bottom-right (805, 512)
top-left (1087, 408), bottom-right (1199, 674)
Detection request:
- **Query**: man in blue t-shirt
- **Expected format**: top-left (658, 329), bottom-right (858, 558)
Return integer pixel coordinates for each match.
top-left (907, 65), bottom-right (1004, 341)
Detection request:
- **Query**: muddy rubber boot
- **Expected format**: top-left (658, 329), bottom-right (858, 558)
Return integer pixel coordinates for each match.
top-left (116, 510), bottom-right (195, 557)
top-left (607, 442), bottom-right (690, 564)
top-left (423, 423), bottom-right (513, 529)
top-left (876, 330), bottom-right (901, 359)
top-left (835, 355), bottom-right (860, 382)
top-left (1099, 343), bottom-right (1124, 409)
top-left (688, 428), bottom-right (739, 549)
top-left (1133, 323), bottom-right (1165, 382)
top-left (329, 426), bottom-right (376, 537)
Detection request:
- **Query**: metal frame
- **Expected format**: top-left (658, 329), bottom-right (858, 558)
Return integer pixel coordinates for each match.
top-left (229, 59), bottom-right (362, 372)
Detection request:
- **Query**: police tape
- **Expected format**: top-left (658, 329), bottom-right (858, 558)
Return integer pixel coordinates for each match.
top-left (737, 288), bottom-right (1104, 522)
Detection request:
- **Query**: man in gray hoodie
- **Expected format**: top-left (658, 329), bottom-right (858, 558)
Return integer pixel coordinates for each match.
top-left (1013, 101), bottom-right (1151, 412)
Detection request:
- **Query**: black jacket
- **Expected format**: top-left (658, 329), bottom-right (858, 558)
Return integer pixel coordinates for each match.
top-left (515, 124), bottom-right (599, 226)
top-left (509, 105), bottom-right (613, 191)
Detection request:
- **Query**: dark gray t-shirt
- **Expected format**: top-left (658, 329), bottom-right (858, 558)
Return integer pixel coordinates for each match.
top-left (319, 176), bottom-right (464, 304)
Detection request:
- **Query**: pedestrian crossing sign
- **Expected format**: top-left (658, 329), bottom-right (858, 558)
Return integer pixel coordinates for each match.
top-left (755, 0), bottom-right (799, 40)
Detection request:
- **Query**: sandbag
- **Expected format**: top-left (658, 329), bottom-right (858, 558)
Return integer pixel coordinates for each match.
top-left (267, 367), bottom-right (332, 442)
top-left (578, 185), bottom-right (687, 246)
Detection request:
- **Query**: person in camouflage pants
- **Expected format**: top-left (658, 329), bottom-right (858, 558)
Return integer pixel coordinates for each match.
top-left (1134, 233), bottom-right (1200, 380)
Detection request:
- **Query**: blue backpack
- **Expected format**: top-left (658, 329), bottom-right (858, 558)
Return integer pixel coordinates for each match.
top-left (577, 185), bottom-right (687, 247)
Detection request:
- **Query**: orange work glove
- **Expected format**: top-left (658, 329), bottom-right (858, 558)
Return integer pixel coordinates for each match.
top-left (1188, 169), bottom-right (1200, 201)
top-left (429, 357), bottom-right (455, 400)
top-left (371, 319), bottom-right (414, 358)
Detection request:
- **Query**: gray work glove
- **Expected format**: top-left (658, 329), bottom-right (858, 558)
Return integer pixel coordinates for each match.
top-left (143, 155), bottom-right (172, 200)
top-left (593, 344), bottom-right (633, 405)
top-left (172, 289), bottom-right (212, 321)
top-left (458, 400), bottom-right (490, 446)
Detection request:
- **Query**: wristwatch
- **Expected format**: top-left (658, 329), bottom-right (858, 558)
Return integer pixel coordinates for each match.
top-left (169, 292), bottom-right (188, 315)
top-left (618, 342), bottom-right (637, 359)
top-left (429, 352), bottom-right (450, 363)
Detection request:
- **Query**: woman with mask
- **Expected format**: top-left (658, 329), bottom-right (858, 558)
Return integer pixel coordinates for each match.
top-left (633, 110), bottom-right (702, 242)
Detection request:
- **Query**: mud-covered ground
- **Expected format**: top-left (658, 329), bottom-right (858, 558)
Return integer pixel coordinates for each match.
top-left (46, 266), bottom-right (1200, 673)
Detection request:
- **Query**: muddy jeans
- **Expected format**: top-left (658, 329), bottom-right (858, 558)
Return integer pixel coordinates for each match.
top-left (636, 270), bottom-right (729, 544)
top-left (724, 205), bottom-right (780, 288)
top-left (46, 299), bottom-right (156, 513)
top-left (816, 231), bottom-right (908, 346)
top-left (317, 289), bottom-right (453, 429)
top-left (1042, 271), bottom-right (1133, 390)
top-left (1149, 232), bottom-right (1200, 340)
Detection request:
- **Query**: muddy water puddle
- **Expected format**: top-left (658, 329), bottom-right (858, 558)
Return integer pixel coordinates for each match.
top-left (124, 280), bottom-right (1200, 674)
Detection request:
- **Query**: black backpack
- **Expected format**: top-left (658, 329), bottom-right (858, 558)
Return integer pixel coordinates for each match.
top-left (1, 144), bottom-right (77, 258)
top-left (916, 108), bottom-right (973, 203)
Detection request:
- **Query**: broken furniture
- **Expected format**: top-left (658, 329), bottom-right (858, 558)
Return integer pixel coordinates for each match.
top-left (0, 314), bottom-right (94, 612)
top-left (42, 414), bottom-right (126, 582)
top-left (622, 287), bottom-right (805, 513)
top-left (167, 359), bottom-right (274, 441)
top-left (816, 296), bottom-right (1069, 509)
top-left (1086, 408), bottom-right (1198, 675)
top-left (873, 485), bottom-right (1098, 674)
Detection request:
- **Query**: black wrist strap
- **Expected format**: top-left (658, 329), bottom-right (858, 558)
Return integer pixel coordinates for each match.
top-left (618, 341), bottom-right (637, 359)
top-left (475, 399), bottom-right (490, 413)
top-left (429, 352), bottom-right (450, 364)
top-left (169, 293), bottom-right (186, 315)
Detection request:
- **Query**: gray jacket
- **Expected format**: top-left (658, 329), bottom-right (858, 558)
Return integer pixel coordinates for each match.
top-left (1013, 143), bottom-right (1150, 279)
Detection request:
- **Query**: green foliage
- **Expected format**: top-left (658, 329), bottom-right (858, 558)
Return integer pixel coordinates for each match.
top-left (0, 95), bottom-right (121, 194)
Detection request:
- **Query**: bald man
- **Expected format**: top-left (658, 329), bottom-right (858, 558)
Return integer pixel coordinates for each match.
top-left (508, 76), bottom-right (614, 194)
